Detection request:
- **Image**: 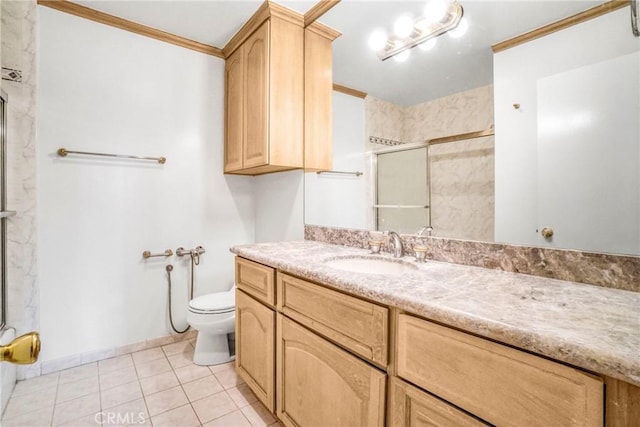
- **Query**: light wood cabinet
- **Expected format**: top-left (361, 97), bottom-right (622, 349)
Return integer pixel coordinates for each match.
top-left (233, 257), bottom-right (631, 426)
top-left (303, 22), bottom-right (340, 172)
top-left (235, 289), bottom-right (275, 411)
top-left (224, 48), bottom-right (243, 171)
top-left (277, 314), bottom-right (386, 427)
top-left (396, 313), bottom-right (604, 427)
top-left (235, 257), bottom-right (275, 306)
top-left (388, 377), bottom-right (488, 427)
top-left (234, 257), bottom-right (276, 411)
top-left (277, 272), bottom-right (388, 367)
top-left (223, 4), bottom-right (304, 175)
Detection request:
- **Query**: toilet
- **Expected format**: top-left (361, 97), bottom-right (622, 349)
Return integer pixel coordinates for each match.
top-left (187, 289), bottom-right (236, 366)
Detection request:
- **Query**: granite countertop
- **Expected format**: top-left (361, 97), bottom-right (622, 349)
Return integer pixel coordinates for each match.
top-left (231, 240), bottom-right (640, 387)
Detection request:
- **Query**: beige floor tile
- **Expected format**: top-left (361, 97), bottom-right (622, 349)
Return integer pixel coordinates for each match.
top-left (150, 403), bottom-right (200, 427)
top-left (2, 385), bottom-right (57, 419)
top-left (226, 384), bottom-right (258, 409)
top-left (99, 365), bottom-right (138, 390)
top-left (191, 391), bottom-right (238, 424)
top-left (52, 392), bottom-right (100, 426)
top-left (202, 409), bottom-right (252, 427)
top-left (0, 407), bottom-right (54, 427)
top-left (240, 402), bottom-right (275, 427)
top-left (100, 397), bottom-right (148, 425)
top-left (57, 376), bottom-right (100, 404)
top-left (11, 372), bottom-right (59, 398)
top-left (182, 375), bottom-right (225, 403)
top-left (98, 354), bottom-right (133, 374)
top-left (134, 357), bottom-right (172, 379)
top-left (58, 363), bottom-right (99, 385)
top-left (131, 347), bottom-right (165, 366)
top-left (174, 363), bottom-right (212, 384)
top-left (101, 381), bottom-right (142, 410)
top-left (57, 412), bottom-right (103, 426)
top-left (166, 351), bottom-right (194, 369)
top-left (214, 367), bottom-right (245, 390)
top-left (144, 385), bottom-right (189, 416)
top-left (161, 340), bottom-right (193, 357)
top-left (139, 370), bottom-right (179, 396)
top-left (209, 361), bottom-right (235, 374)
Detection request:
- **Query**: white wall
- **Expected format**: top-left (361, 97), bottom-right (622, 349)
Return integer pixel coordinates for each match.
top-left (254, 170), bottom-right (304, 242)
top-left (494, 9), bottom-right (640, 253)
top-left (304, 92), bottom-right (367, 229)
top-left (37, 8), bottom-right (256, 363)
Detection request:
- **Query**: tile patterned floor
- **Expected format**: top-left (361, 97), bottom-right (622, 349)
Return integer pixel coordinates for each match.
top-left (1, 340), bottom-right (280, 427)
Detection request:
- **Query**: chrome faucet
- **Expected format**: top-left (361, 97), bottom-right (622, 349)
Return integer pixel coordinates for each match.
top-left (417, 226), bottom-right (434, 236)
top-left (387, 231), bottom-right (403, 258)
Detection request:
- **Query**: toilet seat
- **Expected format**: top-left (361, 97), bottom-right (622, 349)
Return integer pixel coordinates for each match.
top-left (189, 291), bottom-right (235, 315)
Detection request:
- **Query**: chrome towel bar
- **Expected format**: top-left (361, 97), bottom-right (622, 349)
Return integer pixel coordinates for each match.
top-left (57, 148), bottom-right (166, 164)
top-left (316, 170), bottom-right (363, 177)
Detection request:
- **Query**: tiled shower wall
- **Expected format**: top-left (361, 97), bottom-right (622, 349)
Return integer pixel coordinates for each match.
top-left (1, 0), bottom-right (39, 380)
top-left (365, 85), bottom-right (494, 242)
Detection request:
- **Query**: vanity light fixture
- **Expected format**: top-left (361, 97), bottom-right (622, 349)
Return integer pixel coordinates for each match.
top-left (369, 0), bottom-right (464, 61)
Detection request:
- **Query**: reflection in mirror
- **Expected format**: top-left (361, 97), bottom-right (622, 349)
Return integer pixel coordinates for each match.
top-left (305, 2), bottom-right (640, 256)
top-left (375, 147), bottom-right (429, 234)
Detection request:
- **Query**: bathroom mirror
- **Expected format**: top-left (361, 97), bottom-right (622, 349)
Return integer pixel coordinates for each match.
top-left (304, 1), bottom-right (640, 256)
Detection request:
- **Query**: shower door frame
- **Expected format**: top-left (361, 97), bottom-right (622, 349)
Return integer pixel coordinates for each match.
top-left (0, 89), bottom-right (14, 330)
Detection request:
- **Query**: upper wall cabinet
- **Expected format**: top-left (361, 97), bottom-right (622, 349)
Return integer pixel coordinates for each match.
top-left (223, 2), bottom-right (339, 176)
top-left (304, 22), bottom-right (340, 172)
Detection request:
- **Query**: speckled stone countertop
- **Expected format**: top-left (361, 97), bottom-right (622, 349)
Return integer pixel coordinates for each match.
top-left (231, 241), bottom-right (640, 387)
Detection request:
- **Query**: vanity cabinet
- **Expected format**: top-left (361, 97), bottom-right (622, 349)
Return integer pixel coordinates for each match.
top-left (277, 272), bottom-right (388, 367)
top-left (388, 377), bottom-right (488, 427)
top-left (277, 314), bottom-right (386, 427)
top-left (224, 5), bottom-right (304, 175)
top-left (396, 313), bottom-right (604, 427)
top-left (234, 255), bottom-right (621, 426)
top-left (234, 258), bottom-right (276, 411)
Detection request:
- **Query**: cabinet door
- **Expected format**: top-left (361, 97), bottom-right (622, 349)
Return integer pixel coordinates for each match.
top-left (224, 48), bottom-right (244, 172)
top-left (277, 315), bottom-right (386, 427)
top-left (303, 25), bottom-right (334, 171)
top-left (235, 290), bottom-right (275, 411)
top-left (389, 377), bottom-right (488, 427)
top-left (243, 21), bottom-right (269, 169)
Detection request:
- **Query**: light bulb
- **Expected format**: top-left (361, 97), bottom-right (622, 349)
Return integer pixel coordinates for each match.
top-left (418, 38), bottom-right (437, 51)
top-left (424, 0), bottom-right (448, 24)
top-left (368, 30), bottom-right (387, 51)
top-left (394, 16), bottom-right (414, 38)
top-left (448, 17), bottom-right (468, 38)
top-left (393, 50), bottom-right (410, 62)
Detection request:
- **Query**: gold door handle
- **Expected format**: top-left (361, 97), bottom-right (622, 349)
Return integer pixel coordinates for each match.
top-left (0, 332), bottom-right (40, 364)
top-left (541, 227), bottom-right (554, 239)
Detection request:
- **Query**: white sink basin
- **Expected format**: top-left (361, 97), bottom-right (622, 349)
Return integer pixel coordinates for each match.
top-left (323, 256), bottom-right (418, 276)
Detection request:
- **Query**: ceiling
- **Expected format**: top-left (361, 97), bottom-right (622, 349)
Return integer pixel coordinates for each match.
top-left (73, 0), bottom-right (604, 106)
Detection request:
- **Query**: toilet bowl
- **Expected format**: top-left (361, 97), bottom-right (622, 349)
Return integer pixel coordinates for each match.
top-left (187, 289), bottom-right (235, 366)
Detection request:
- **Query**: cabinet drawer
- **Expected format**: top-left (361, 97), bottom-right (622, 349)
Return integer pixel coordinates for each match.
top-left (235, 257), bottom-right (275, 306)
top-left (277, 272), bottom-right (388, 366)
top-left (396, 314), bottom-right (603, 427)
top-left (277, 315), bottom-right (386, 427)
top-left (388, 377), bottom-right (488, 427)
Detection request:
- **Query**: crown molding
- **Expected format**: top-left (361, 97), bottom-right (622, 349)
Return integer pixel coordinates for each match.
top-left (37, 0), bottom-right (224, 58)
top-left (492, 0), bottom-right (629, 53)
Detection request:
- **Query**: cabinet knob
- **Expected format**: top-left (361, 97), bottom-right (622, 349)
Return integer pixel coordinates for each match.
top-left (541, 227), bottom-right (554, 239)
